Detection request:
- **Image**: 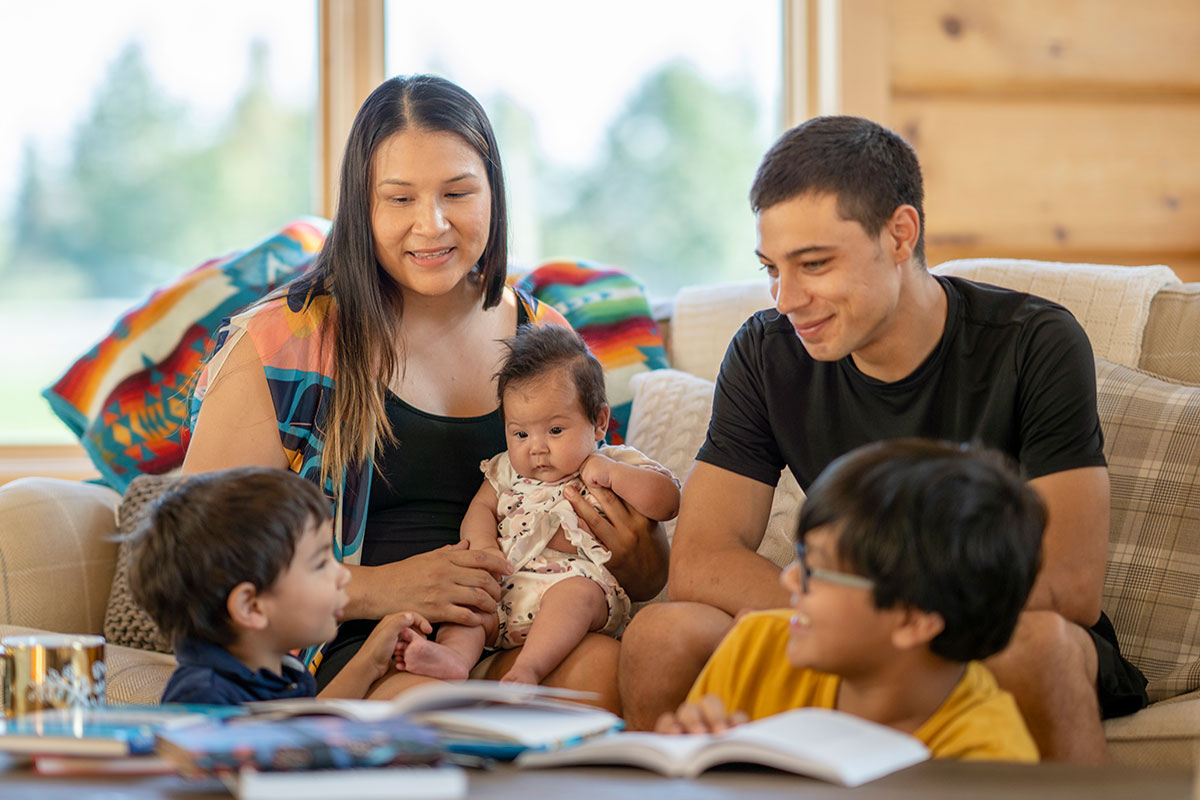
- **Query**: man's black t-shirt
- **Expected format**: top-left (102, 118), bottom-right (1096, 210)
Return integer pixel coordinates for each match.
top-left (697, 275), bottom-right (1107, 490)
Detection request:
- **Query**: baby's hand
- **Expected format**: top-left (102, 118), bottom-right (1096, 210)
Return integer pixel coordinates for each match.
top-left (654, 695), bottom-right (749, 735)
top-left (579, 453), bottom-right (617, 489)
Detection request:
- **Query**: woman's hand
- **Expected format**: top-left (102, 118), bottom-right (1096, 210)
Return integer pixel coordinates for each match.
top-left (654, 695), bottom-right (749, 735)
top-left (564, 484), bottom-right (669, 601)
top-left (346, 542), bottom-right (513, 625)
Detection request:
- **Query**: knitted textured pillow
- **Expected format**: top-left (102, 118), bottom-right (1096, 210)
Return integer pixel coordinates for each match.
top-left (103, 473), bottom-right (183, 653)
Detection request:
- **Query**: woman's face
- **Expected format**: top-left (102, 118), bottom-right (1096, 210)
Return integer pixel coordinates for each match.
top-left (369, 127), bottom-right (492, 299)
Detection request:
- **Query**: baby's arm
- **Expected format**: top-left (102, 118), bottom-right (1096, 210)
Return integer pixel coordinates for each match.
top-left (317, 611), bottom-right (432, 699)
top-left (580, 453), bottom-right (681, 522)
top-left (460, 480), bottom-right (504, 553)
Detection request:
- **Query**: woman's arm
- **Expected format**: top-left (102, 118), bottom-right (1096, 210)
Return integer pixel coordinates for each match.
top-left (183, 334), bottom-right (290, 473)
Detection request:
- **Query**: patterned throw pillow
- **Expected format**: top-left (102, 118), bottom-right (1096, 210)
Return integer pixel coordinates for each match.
top-left (517, 261), bottom-right (669, 444)
top-left (43, 218), bottom-right (330, 492)
top-left (1096, 358), bottom-right (1200, 702)
top-left (104, 473), bottom-right (184, 653)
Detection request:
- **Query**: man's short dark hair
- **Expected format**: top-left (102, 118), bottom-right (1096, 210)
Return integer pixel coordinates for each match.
top-left (130, 467), bottom-right (332, 648)
top-left (750, 115), bottom-right (926, 265)
top-left (496, 324), bottom-right (607, 425)
top-left (797, 438), bottom-right (1045, 662)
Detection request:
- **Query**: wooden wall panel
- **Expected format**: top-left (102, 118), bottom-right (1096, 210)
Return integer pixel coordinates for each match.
top-left (890, 0), bottom-right (1200, 95)
top-left (892, 98), bottom-right (1200, 257)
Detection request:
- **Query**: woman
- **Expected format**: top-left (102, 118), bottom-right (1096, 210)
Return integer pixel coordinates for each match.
top-left (184, 75), bottom-right (667, 708)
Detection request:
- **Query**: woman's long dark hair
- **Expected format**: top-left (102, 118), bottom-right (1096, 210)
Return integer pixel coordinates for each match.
top-left (292, 75), bottom-right (508, 491)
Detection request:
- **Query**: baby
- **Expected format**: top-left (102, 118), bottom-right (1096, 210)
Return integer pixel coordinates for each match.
top-left (400, 324), bottom-right (680, 684)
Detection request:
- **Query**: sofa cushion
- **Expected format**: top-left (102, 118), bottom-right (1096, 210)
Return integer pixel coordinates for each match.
top-left (624, 368), bottom-right (802, 609)
top-left (668, 281), bottom-right (774, 383)
top-left (1140, 283), bottom-right (1200, 386)
top-left (933, 258), bottom-right (1179, 370)
top-left (1104, 690), bottom-right (1200, 769)
top-left (1096, 359), bottom-right (1200, 702)
top-left (0, 478), bottom-right (121, 634)
top-left (104, 474), bottom-right (182, 654)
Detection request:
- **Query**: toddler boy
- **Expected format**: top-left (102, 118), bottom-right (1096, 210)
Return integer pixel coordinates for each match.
top-left (131, 466), bottom-right (429, 704)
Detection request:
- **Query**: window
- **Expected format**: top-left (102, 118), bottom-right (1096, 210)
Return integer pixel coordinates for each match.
top-left (384, 1), bottom-right (782, 298)
top-left (0, 1), bottom-right (318, 444)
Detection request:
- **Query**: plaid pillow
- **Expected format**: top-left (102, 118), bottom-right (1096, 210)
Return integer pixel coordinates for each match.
top-left (1097, 358), bottom-right (1200, 702)
top-left (42, 218), bottom-right (330, 491)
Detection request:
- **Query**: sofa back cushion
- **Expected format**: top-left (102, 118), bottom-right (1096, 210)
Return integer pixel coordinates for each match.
top-left (1140, 283), bottom-right (1200, 386)
top-left (1096, 358), bottom-right (1200, 702)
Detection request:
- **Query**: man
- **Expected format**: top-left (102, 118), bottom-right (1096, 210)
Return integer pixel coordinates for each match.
top-left (618, 116), bottom-right (1148, 761)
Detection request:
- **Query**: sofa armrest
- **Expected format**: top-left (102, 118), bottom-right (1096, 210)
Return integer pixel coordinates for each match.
top-left (0, 477), bottom-right (121, 635)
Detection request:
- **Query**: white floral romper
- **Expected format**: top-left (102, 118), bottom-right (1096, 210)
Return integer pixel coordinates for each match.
top-left (483, 444), bottom-right (677, 648)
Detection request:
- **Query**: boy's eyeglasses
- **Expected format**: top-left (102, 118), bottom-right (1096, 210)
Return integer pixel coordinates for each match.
top-left (793, 540), bottom-right (876, 594)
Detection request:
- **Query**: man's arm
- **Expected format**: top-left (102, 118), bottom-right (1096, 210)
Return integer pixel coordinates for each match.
top-left (667, 461), bottom-right (788, 613)
top-left (1026, 465), bottom-right (1109, 627)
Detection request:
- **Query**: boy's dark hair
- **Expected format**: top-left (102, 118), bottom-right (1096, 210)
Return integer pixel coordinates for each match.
top-left (496, 324), bottom-right (607, 425)
top-left (129, 467), bottom-right (332, 648)
top-left (750, 115), bottom-right (926, 265)
top-left (797, 438), bottom-right (1045, 662)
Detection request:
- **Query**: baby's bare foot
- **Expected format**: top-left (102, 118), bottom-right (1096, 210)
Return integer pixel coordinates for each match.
top-left (399, 632), bottom-right (472, 681)
top-left (499, 663), bottom-right (541, 685)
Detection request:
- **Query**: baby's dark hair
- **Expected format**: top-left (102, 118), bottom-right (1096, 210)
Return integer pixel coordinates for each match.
top-left (129, 466), bottom-right (332, 648)
top-left (496, 324), bottom-right (607, 424)
top-left (797, 438), bottom-right (1045, 662)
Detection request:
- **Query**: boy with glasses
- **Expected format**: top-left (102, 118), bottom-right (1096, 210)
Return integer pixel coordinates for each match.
top-left (655, 438), bottom-right (1042, 762)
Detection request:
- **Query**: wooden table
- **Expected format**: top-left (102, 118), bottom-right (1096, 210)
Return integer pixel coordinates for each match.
top-left (0, 759), bottom-right (1193, 799)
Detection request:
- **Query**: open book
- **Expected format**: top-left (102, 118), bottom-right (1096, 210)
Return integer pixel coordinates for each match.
top-left (516, 707), bottom-right (930, 787)
top-left (246, 680), bottom-right (622, 753)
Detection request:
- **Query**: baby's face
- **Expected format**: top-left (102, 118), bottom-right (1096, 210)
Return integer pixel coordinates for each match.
top-left (503, 369), bottom-right (604, 483)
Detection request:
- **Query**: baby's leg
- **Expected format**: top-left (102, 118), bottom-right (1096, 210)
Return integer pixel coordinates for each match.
top-left (398, 622), bottom-right (486, 681)
top-left (501, 576), bottom-right (609, 685)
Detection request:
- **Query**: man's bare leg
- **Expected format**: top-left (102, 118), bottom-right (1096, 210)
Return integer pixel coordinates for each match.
top-left (986, 609), bottom-right (1108, 763)
top-left (618, 601), bottom-right (735, 731)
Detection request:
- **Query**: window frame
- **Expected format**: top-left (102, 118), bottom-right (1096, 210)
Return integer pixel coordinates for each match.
top-left (1, 0), bottom-right (820, 479)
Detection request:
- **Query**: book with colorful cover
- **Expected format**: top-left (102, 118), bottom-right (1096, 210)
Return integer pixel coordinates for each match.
top-left (0, 704), bottom-right (244, 757)
top-left (156, 715), bottom-right (444, 777)
top-left (515, 707), bottom-right (931, 787)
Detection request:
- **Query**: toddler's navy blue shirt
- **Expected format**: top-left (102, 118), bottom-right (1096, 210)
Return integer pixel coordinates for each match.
top-left (161, 638), bottom-right (316, 705)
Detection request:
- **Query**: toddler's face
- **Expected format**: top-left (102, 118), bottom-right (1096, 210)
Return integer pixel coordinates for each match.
top-left (259, 519), bottom-right (350, 652)
top-left (503, 368), bottom-right (605, 483)
top-left (780, 526), bottom-right (901, 677)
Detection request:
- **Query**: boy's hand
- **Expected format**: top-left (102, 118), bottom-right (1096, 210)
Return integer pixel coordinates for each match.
top-left (654, 695), bottom-right (749, 735)
top-left (361, 611), bottom-right (433, 680)
top-left (579, 453), bottom-right (617, 489)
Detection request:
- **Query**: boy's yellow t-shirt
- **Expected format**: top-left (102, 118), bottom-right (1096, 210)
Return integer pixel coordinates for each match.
top-left (686, 609), bottom-right (1039, 763)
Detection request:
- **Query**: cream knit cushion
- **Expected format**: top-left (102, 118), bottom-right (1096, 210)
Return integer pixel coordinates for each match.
top-left (624, 369), bottom-right (803, 609)
top-left (933, 258), bottom-right (1179, 369)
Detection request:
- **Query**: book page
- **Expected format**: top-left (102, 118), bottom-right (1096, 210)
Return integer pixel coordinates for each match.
top-left (412, 705), bottom-right (621, 747)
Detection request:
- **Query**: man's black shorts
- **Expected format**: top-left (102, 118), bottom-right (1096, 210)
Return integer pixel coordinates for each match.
top-left (1090, 611), bottom-right (1149, 719)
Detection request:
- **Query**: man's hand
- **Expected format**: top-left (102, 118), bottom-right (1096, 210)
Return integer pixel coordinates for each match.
top-left (565, 483), bottom-right (668, 601)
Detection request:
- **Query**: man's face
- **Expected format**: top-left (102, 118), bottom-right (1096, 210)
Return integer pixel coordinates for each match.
top-left (756, 193), bottom-right (906, 364)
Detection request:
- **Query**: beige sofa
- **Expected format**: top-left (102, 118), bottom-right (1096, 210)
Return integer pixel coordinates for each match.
top-left (2, 259), bottom-right (1199, 767)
